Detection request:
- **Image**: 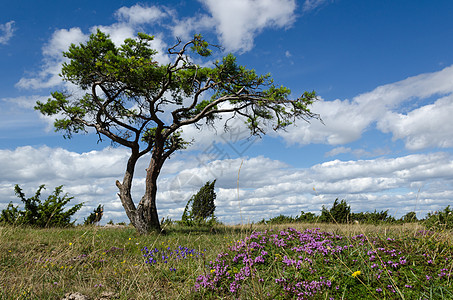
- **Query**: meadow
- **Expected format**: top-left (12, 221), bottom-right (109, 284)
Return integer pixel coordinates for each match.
top-left (0, 222), bottom-right (452, 299)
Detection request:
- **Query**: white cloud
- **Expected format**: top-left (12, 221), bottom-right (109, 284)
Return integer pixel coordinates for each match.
top-left (2, 95), bottom-right (49, 109)
top-left (0, 21), bottom-right (15, 45)
top-left (15, 1), bottom-right (299, 91)
top-left (90, 23), bottom-right (136, 47)
top-left (377, 95), bottom-right (453, 150)
top-left (278, 64), bottom-right (453, 149)
top-left (199, 0), bottom-right (297, 52)
top-left (171, 14), bottom-right (215, 41)
top-left (1, 146), bottom-right (452, 224)
top-left (15, 6), bottom-right (173, 91)
top-left (325, 146), bottom-right (351, 157)
top-left (114, 4), bottom-right (167, 25)
top-left (325, 146), bottom-right (390, 158)
top-left (16, 28), bottom-right (87, 89)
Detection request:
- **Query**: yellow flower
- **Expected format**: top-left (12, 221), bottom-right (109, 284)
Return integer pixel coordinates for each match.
top-left (69, 242), bottom-right (73, 246)
top-left (352, 271), bottom-right (361, 278)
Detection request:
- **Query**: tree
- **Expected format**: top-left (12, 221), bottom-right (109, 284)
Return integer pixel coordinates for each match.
top-left (401, 211), bottom-right (417, 223)
top-left (84, 204), bottom-right (104, 225)
top-left (424, 205), bottom-right (453, 230)
top-left (0, 184), bottom-right (82, 227)
top-left (192, 180), bottom-right (216, 221)
top-left (181, 180), bottom-right (216, 226)
top-left (320, 198), bottom-right (351, 224)
top-left (35, 30), bottom-right (319, 234)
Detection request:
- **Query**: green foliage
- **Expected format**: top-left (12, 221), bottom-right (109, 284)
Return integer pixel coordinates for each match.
top-left (181, 180), bottom-right (217, 226)
top-left (34, 30), bottom-right (318, 147)
top-left (257, 211), bottom-right (317, 225)
top-left (190, 34), bottom-right (213, 56)
top-left (351, 210), bottom-right (396, 224)
top-left (297, 210), bottom-right (317, 223)
top-left (423, 205), bottom-right (453, 231)
top-left (0, 202), bottom-right (20, 224)
top-left (401, 211), bottom-right (418, 223)
top-left (258, 214), bottom-right (297, 225)
top-left (319, 198), bottom-right (351, 223)
top-left (0, 184), bottom-right (82, 227)
top-left (83, 204), bottom-right (104, 225)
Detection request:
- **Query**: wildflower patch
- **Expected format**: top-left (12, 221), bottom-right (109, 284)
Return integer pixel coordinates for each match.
top-left (193, 228), bottom-right (453, 299)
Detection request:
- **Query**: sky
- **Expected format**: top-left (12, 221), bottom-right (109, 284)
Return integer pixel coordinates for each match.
top-left (1, 0), bottom-right (453, 225)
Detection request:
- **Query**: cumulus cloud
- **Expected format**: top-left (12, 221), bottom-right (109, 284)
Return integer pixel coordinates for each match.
top-left (15, 1), bottom-right (299, 91)
top-left (1, 146), bottom-right (452, 224)
top-left (0, 21), bottom-right (15, 45)
top-left (198, 0), bottom-right (297, 52)
top-left (16, 28), bottom-right (87, 90)
top-left (114, 4), bottom-right (167, 25)
top-left (377, 95), bottom-right (453, 150)
top-left (325, 146), bottom-right (390, 158)
top-left (15, 5), bottom-right (175, 91)
top-left (171, 14), bottom-right (215, 41)
top-left (277, 64), bottom-right (453, 150)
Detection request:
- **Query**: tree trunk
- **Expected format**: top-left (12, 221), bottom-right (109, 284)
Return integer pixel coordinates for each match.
top-left (136, 148), bottom-right (164, 234)
top-left (116, 146), bottom-right (165, 234)
top-left (116, 149), bottom-right (139, 227)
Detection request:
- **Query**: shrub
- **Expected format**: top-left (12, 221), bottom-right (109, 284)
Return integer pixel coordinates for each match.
top-left (319, 198), bottom-right (351, 223)
top-left (401, 211), bottom-right (418, 223)
top-left (0, 184), bottom-right (82, 227)
top-left (296, 210), bottom-right (317, 223)
top-left (265, 214), bottom-right (297, 224)
top-left (181, 180), bottom-right (217, 226)
top-left (351, 210), bottom-right (396, 224)
top-left (424, 205), bottom-right (453, 231)
top-left (84, 204), bottom-right (104, 225)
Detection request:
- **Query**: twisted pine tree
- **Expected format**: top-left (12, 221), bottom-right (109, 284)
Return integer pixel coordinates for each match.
top-left (35, 30), bottom-right (319, 234)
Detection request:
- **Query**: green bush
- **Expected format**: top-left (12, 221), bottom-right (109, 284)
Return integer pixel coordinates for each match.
top-left (264, 214), bottom-right (297, 224)
top-left (84, 204), bottom-right (104, 225)
top-left (401, 211), bottom-right (418, 223)
top-left (259, 211), bottom-right (318, 224)
top-left (351, 209), bottom-right (396, 224)
top-left (319, 198), bottom-right (351, 223)
top-left (423, 205), bottom-right (453, 231)
top-left (0, 184), bottom-right (82, 227)
top-left (181, 180), bottom-right (217, 226)
top-left (296, 210), bottom-right (317, 222)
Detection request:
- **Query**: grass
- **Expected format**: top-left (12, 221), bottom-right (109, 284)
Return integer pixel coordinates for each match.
top-left (0, 222), bottom-right (452, 299)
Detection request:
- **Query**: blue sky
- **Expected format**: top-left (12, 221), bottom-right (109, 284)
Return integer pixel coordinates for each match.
top-left (1, 0), bottom-right (453, 224)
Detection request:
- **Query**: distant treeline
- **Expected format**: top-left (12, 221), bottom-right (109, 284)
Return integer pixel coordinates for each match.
top-left (257, 198), bottom-right (453, 231)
